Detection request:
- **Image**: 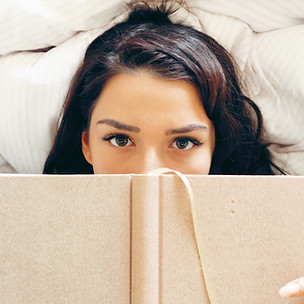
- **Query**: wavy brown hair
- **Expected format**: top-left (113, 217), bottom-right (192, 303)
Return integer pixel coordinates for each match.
top-left (44, 1), bottom-right (280, 174)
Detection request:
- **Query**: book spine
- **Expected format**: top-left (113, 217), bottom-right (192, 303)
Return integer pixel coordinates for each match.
top-left (131, 175), bottom-right (160, 304)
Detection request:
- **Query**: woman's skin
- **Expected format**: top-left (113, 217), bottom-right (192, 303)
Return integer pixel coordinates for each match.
top-left (82, 70), bottom-right (215, 174)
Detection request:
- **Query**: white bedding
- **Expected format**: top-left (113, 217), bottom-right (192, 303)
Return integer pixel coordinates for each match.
top-left (0, 0), bottom-right (303, 174)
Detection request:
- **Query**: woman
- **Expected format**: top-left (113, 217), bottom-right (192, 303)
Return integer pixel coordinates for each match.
top-left (43, 1), bottom-right (280, 175)
top-left (43, 1), bottom-right (303, 297)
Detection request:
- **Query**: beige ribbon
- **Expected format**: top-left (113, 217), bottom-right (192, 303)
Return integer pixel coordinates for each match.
top-left (150, 168), bottom-right (214, 303)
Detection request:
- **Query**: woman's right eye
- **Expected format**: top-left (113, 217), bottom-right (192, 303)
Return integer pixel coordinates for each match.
top-left (104, 134), bottom-right (133, 147)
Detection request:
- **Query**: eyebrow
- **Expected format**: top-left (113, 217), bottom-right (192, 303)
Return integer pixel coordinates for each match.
top-left (96, 119), bottom-right (141, 133)
top-left (165, 124), bottom-right (208, 135)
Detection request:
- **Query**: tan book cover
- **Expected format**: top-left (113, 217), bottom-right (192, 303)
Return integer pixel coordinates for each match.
top-left (1, 175), bottom-right (304, 303)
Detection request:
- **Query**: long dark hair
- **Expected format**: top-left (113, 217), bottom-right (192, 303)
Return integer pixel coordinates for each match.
top-left (44, 1), bottom-right (279, 174)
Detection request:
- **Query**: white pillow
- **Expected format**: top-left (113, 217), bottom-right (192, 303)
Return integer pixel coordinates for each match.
top-left (0, 0), bottom-right (126, 55)
top-left (251, 25), bottom-right (304, 174)
top-left (0, 29), bottom-right (103, 173)
top-left (188, 0), bottom-right (304, 32)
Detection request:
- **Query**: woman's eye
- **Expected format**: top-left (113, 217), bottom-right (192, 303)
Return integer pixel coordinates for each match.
top-left (172, 138), bottom-right (194, 150)
top-left (171, 137), bottom-right (202, 150)
top-left (106, 134), bottom-right (133, 147)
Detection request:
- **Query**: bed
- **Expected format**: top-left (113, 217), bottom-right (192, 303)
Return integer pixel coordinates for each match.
top-left (0, 0), bottom-right (303, 174)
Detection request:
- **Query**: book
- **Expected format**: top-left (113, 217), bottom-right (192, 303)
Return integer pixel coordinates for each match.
top-left (1, 174), bottom-right (303, 303)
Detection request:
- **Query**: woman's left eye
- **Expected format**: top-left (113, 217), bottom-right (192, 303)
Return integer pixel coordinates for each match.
top-left (171, 137), bottom-right (202, 150)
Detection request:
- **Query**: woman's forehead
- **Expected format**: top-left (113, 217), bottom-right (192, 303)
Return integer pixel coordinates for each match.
top-left (89, 71), bottom-right (213, 133)
top-left (93, 71), bottom-right (206, 115)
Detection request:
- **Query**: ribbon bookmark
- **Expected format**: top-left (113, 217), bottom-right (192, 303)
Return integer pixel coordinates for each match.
top-left (150, 168), bottom-right (214, 303)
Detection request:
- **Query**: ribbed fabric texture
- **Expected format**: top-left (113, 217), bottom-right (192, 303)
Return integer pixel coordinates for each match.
top-left (0, 0), bottom-right (126, 55)
top-left (0, 29), bottom-right (104, 173)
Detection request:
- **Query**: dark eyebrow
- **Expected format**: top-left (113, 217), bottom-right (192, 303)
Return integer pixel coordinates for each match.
top-left (96, 119), bottom-right (140, 133)
top-left (165, 124), bottom-right (208, 135)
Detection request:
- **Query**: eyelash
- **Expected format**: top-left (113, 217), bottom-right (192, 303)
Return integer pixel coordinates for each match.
top-left (173, 137), bottom-right (203, 148)
top-left (102, 133), bottom-right (203, 149)
top-left (102, 132), bottom-right (134, 145)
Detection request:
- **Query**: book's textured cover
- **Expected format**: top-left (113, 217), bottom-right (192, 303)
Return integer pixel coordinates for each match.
top-left (1, 174), bottom-right (304, 303)
top-left (1, 175), bottom-right (131, 303)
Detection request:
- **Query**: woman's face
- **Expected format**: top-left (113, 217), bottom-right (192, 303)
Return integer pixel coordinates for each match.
top-left (81, 71), bottom-right (215, 174)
